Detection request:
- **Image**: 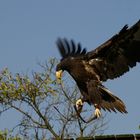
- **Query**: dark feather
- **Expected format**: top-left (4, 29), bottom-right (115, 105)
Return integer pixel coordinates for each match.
top-left (57, 38), bottom-right (67, 58)
top-left (56, 38), bottom-right (87, 60)
top-left (99, 85), bottom-right (127, 113)
top-left (86, 81), bottom-right (127, 113)
top-left (86, 20), bottom-right (140, 81)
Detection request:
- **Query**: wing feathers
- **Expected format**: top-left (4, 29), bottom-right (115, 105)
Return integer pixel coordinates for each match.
top-left (86, 20), bottom-right (140, 81)
top-left (56, 38), bottom-right (87, 60)
top-left (57, 38), bottom-right (67, 58)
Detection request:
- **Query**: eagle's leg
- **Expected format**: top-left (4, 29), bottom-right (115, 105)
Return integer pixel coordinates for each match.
top-left (94, 104), bottom-right (101, 118)
top-left (76, 98), bottom-right (84, 113)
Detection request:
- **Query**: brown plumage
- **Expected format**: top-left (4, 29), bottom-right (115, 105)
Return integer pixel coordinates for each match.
top-left (56, 20), bottom-right (140, 115)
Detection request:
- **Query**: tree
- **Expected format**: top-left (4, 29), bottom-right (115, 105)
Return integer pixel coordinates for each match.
top-left (0, 58), bottom-right (107, 140)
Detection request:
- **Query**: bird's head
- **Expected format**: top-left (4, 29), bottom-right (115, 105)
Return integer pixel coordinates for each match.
top-left (56, 63), bottom-right (64, 80)
top-left (56, 58), bottom-right (71, 80)
top-left (55, 38), bottom-right (87, 81)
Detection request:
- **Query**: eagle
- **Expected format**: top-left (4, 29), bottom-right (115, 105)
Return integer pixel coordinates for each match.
top-left (56, 20), bottom-right (140, 119)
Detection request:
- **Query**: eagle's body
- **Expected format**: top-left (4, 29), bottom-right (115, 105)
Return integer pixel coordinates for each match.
top-left (56, 20), bottom-right (140, 117)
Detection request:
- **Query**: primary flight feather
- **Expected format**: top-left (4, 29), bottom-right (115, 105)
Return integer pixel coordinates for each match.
top-left (56, 20), bottom-right (140, 118)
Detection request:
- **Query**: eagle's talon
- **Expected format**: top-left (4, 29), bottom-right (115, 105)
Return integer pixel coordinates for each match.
top-left (76, 99), bottom-right (83, 113)
top-left (94, 108), bottom-right (101, 118)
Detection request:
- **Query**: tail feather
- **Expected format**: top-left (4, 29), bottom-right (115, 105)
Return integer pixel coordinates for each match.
top-left (99, 85), bottom-right (127, 113)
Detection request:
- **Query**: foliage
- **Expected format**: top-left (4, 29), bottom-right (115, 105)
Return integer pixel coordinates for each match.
top-left (0, 129), bottom-right (21, 140)
top-left (0, 58), bottom-right (107, 140)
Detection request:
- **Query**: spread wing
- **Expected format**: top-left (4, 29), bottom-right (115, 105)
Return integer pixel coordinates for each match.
top-left (86, 20), bottom-right (140, 81)
top-left (56, 38), bottom-right (87, 61)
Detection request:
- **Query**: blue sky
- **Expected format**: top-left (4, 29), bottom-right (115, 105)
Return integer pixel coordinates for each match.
top-left (0, 0), bottom-right (140, 135)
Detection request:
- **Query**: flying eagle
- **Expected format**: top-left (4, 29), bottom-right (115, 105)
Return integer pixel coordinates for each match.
top-left (56, 20), bottom-right (140, 118)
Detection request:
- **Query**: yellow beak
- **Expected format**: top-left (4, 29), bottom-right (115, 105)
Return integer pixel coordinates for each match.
top-left (56, 70), bottom-right (63, 80)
